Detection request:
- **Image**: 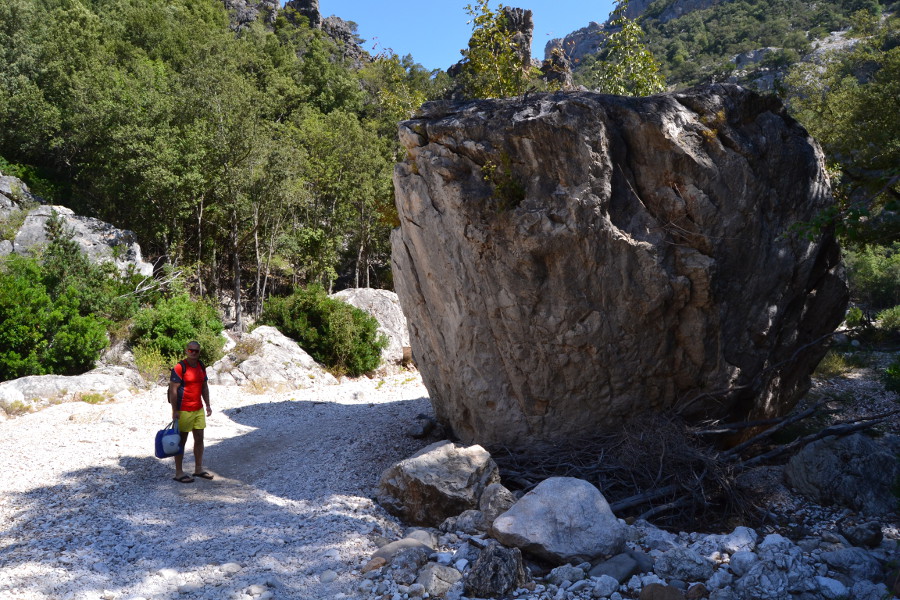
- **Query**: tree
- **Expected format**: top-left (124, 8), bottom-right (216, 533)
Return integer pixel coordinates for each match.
top-left (576, 0), bottom-right (666, 96)
top-left (456, 0), bottom-right (534, 98)
top-left (783, 14), bottom-right (900, 246)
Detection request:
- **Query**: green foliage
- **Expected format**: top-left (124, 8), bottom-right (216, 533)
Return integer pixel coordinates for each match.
top-left (814, 349), bottom-right (855, 378)
top-left (637, 0), bottom-right (835, 88)
top-left (129, 294), bottom-right (224, 366)
top-left (843, 243), bottom-right (900, 309)
top-left (260, 285), bottom-right (387, 376)
top-left (0, 254), bottom-right (108, 380)
top-left (883, 358), bottom-right (900, 393)
top-left (877, 305), bottom-right (900, 334)
top-left (576, 0), bottom-right (666, 95)
top-left (456, 0), bottom-right (535, 98)
top-left (845, 306), bottom-right (866, 327)
top-left (782, 15), bottom-right (900, 246)
top-left (482, 154), bottom-right (525, 211)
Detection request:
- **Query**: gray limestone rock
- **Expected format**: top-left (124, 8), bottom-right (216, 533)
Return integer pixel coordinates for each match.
top-left (377, 440), bottom-right (500, 526)
top-left (391, 85), bottom-right (847, 447)
top-left (478, 482), bottom-right (517, 525)
top-left (654, 547), bottom-right (715, 582)
top-left (820, 547), bottom-right (882, 582)
top-left (784, 433), bottom-right (900, 515)
top-left (416, 562), bottom-right (463, 598)
top-left (491, 477), bottom-right (625, 564)
top-left (9, 205), bottom-right (153, 276)
top-left (207, 326), bottom-right (337, 389)
top-left (331, 288), bottom-right (409, 364)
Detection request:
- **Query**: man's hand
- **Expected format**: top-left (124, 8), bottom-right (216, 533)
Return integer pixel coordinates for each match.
top-left (172, 410), bottom-right (180, 421)
top-left (205, 405), bottom-right (212, 417)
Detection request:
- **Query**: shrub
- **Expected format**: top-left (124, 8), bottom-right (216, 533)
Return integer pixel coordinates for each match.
top-left (814, 350), bottom-right (855, 379)
top-left (0, 255), bottom-right (109, 380)
top-left (260, 285), bottom-right (387, 376)
top-left (884, 358), bottom-right (900, 394)
top-left (129, 294), bottom-right (225, 366)
top-left (844, 243), bottom-right (900, 310)
top-left (845, 306), bottom-right (865, 327)
top-left (133, 345), bottom-right (171, 385)
top-left (877, 305), bottom-right (900, 334)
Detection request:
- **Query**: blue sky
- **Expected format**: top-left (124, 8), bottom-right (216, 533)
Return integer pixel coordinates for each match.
top-left (317, 1), bottom-right (618, 71)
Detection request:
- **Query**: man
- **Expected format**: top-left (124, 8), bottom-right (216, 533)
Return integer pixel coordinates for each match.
top-left (168, 341), bottom-right (213, 483)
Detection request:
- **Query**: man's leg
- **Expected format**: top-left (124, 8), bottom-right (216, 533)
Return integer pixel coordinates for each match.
top-left (174, 431), bottom-right (191, 481)
top-left (192, 429), bottom-right (205, 475)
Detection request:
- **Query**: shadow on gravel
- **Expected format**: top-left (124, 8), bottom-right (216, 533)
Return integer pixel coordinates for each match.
top-left (0, 395), bottom-right (433, 600)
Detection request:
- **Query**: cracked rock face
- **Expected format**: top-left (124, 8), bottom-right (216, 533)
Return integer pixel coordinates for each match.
top-left (391, 85), bottom-right (848, 448)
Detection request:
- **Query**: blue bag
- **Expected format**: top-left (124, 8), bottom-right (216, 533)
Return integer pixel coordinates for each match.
top-left (154, 419), bottom-right (183, 458)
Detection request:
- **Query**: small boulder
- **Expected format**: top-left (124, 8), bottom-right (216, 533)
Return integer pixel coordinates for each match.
top-left (839, 521), bottom-right (883, 548)
top-left (820, 547), bottom-right (882, 582)
top-left (441, 509), bottom-right (487, 535)
top-left (416, 563), bottom-right (463, 598)
top-left (491, 477), bottom-right (625, 564)
top-left (783, 433), bottom-right (900, 515)
top-left (654, 547), bottom-right (715, 582)
top-left (463, 541), bottom-right (529, 598)
top-left (377, 440), bottom-right (500, 526)
top-left (208, 326), bottom-right (337, 389)
top-left (330, 288), bottom-right (410, 365)
top-left (641, 583), bottom-right (686, 600)
top-left (479, 482), bottom-right (517, 525)
top-left (589, 553), bottom-right (641, 582)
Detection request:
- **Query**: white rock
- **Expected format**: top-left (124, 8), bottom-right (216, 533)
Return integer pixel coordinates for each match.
top-left (491, 477), bottom-right (626, 564)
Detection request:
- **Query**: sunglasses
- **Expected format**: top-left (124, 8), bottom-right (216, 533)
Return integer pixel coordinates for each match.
top-left (186, 348), bottom-right (200, 353)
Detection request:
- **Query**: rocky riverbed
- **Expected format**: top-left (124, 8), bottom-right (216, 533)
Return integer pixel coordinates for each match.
top-left (1, 369), bottom-right (898, 600)
top-left (0, 373), bottom-right (431, 600)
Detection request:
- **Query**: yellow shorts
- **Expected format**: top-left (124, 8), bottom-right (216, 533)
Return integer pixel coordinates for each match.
top-left (178, 409), bottom-right (206, 432)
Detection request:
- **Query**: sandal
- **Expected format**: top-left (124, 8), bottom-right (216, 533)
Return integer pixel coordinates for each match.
top-left (193, 471), bottom-right (214, 480)
top-left (173, 475), bottom-right (194, 483)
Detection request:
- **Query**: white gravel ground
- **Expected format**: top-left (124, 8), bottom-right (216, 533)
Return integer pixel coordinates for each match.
top-left (0, 373), bottom-right (432, 600)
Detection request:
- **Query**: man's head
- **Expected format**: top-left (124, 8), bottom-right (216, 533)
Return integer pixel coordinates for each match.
top-left (185, 341), bottom-right (201, 362)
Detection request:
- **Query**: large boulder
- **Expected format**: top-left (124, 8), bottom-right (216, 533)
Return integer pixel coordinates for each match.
top-left (490, 477), bottom-right (626, 564)
top-left (391, 85), bottom-right (848, 447)
top-left (208, 326), bottom-right (337, 389)
top-left (376, 440), bottom-right (500, 526)
top-left (4, 205), bottom-right (153, 277)
top-left (0, 366), bottom-right (144, 413)
top-left (783, 433), bottom-right (900, 516)
top-left (330, 288), bottom-right (410, 364)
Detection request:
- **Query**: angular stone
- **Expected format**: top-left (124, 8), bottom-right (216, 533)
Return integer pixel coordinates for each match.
top-left (589, 553), bottom-right (640, 582)
top-left (377, 440), bottom-right (500, 526)
top-left (491, 477), bottom-right (625, 564)
top-left (820, 547), bottom-right (881, 582)
top-left (417, 563), bottom-right (463, 598)
top-left (784, 433), bottom-right (900, 515)
top-left (640, 583), bottom-right (686, 600)
top-left (391, 85), bottom-right (847, 447)
top-left (479, 482), bottom-right (517, 525)
top-left (839, 521), bottom-right (883, 548)
top-left (463, 541), bottom-right (529, 598)
top-left (372, 539), bottom-right (431, 564)
top-left (654, 547), bottom-right (715, 582)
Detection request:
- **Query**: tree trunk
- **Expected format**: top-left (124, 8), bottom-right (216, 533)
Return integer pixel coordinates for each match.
top-left (232, 211), bottom-right (243, 332)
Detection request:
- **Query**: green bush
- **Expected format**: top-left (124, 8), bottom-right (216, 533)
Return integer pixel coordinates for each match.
top-left (877, 305), bottom-right (900, 334)
top-left (260, 285), bottom-right (387, 376)
top-left (884, 358), bottom-right (900, 393)
top-left (845, 306), bottom-right (865, 327)
top-left (844, 243), bottom-right (900, 310)
top-left (0, 255), bottom-right (109, 380)
top-left (129, 294), bottom-right (225, 366)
